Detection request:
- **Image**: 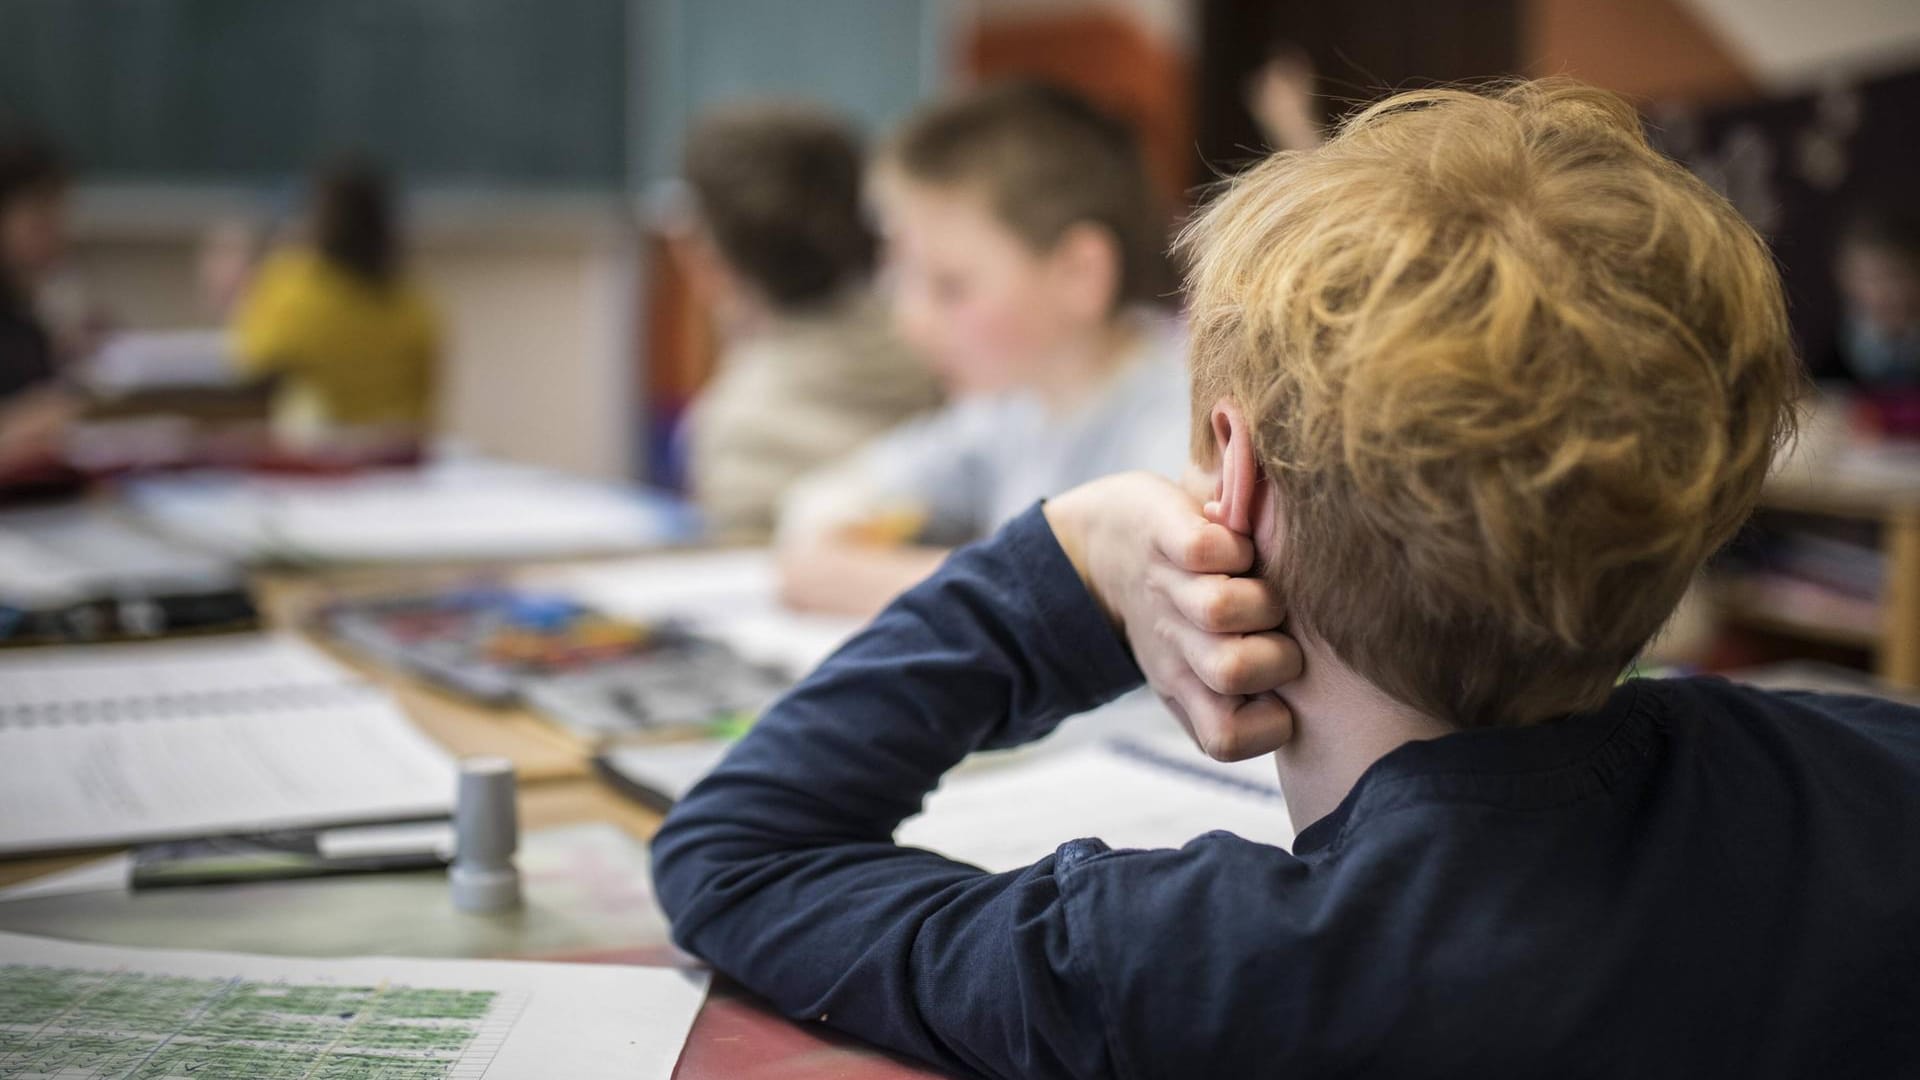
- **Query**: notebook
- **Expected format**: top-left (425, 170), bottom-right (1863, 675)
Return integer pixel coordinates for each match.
top-left (600, 730), bottom-right (1296, 870)
top-left (0, 634), bottom-right (457, 857)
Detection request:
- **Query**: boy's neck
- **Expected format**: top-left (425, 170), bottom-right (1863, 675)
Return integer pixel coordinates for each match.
top-left (1032, 314), bottom-right (1142, 415)
top-left (1270, 638), bottom-right (1456, 833)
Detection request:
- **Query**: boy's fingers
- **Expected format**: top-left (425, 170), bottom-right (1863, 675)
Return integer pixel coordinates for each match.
top-left (1202, 694), bottom-right (1295, 762)
top-left (1159, 565), bottom-right (1286, 634)
top-left (1159, 518), bottom-right (1254, 577)
top-left (1163, 684), bottom-right (1295, 763)
top-left (1169, 621), bottom-right (1304, 697)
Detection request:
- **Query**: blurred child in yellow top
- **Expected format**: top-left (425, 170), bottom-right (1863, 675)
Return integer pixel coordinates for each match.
top-left (232, 158), bottom-right (440, 444)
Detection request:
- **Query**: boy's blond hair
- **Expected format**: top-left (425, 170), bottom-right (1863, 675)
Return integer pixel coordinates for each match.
top-left (1181, 79), bottom-right (1802, 728)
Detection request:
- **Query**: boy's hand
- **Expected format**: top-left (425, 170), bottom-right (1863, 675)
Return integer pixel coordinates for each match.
top-left (0, 386), bottom-right (76, 475)
top-left (1045, 473), bottom-right (1301, 761)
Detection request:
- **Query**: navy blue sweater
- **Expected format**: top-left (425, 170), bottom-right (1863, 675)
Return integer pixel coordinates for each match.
top-left (652, 506), bottom-right (1920, 1079)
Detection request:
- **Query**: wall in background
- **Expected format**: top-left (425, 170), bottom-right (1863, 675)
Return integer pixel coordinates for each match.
top-left (629, 0), bottom-right (947, 185)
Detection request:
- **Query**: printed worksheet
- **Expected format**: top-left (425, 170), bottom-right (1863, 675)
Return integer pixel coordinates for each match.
top-left (0, 931), bottom-right (708, 1079)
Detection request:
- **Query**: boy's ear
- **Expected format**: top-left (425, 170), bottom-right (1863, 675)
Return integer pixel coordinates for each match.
top-left (1208, 398), bottom-right (1261, 537)
top-left (1050, 222), bottom-right (1123, 322)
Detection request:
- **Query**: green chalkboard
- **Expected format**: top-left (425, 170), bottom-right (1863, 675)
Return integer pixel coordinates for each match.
top-left (0, 0), bottom-right (631, 190)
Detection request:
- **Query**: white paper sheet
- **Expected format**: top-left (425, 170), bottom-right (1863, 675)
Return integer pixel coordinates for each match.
top-left (85, 329), bottom-right (237, 394)
top-left (0, 635), bottom-right (456, 856)
top-left (897, 735), bottom-right (1295, 871)
top-left (0, 931), bottom-right (708, 1080)
top-left (600, 739), bottom-right (736, 803)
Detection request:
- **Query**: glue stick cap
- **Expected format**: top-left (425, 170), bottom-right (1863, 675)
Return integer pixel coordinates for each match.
top-left (451, 755), bottom-right (521, 913)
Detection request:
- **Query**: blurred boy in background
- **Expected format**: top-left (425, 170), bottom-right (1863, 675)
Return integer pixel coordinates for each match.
top-left (0, 125), bottom-right (78, 477)
top-left (0, 125), bottom-right (68, 400)
top-left (679, 104), bottom-right (941, 541)
top-left (777, 81), bottom-right (1190, 616)
top-left (1828, 205), bottom-right (1920, 387)
top-left (230, 157), bottom-right (440, 450)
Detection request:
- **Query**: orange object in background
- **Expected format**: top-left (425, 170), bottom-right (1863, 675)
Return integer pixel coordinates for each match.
top-left (639, 229), bottom-right (718, 488)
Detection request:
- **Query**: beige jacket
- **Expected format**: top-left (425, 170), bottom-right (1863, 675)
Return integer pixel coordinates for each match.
top-left (688, 293), bottom-right (940, 541)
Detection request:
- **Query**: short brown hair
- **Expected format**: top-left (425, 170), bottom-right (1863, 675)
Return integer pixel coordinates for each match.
top-left (883, 80), bottom-right (1172, 309)
top-left (1181, 79), bottom-right (1802, 728)
top-left (313, 154), bottom-right (398, 285)
top-left (0, 123), bottom-right (70, 303)
top-left (684, 104), bottom-right (875, 310)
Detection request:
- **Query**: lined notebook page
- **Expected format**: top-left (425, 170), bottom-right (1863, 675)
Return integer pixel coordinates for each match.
top-left (0, 635), bottom-right (455, 856)
top-left (0, 635), bottom-right (354, 711)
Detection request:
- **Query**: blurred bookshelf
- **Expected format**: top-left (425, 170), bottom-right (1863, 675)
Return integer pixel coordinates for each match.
top-left (1711, 421), bottom-right (1920, 689)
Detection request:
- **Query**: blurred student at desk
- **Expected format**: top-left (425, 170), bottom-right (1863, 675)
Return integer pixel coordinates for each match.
top-left (1821, 205), bottom-right (1920, 390)
top-left (230, 156), bottom-right (441, 451)
top-left (776, 82), bottom-right (1190, 618)
top-left (0, 125), bottom-right (80, 483)
top-left (677, 104), bottom-right (941, 542)
top-left (0, 124), bottom-right (68, 401)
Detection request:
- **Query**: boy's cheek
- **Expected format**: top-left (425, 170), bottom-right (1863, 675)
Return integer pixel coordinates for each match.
top-left (928, 312), bottom-right (1038, 394)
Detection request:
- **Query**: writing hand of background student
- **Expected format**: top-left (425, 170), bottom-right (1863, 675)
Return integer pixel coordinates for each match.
top-left (1045, 472), bottom-right (1301, 761)
top-left (0, 384), bottom-right (75, 476)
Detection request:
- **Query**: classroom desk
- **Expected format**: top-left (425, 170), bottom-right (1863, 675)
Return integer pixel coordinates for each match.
top-left (0, 555), bottom-right (940, 1079)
